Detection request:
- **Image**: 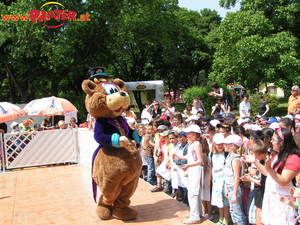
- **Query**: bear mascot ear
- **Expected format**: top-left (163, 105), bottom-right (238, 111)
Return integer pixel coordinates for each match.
top-left (82, 80), bottom-right (96, 96)
top-left (114, 78), bottom-right (126, 91)
top-left (82, 78), bottom-right (126, 93)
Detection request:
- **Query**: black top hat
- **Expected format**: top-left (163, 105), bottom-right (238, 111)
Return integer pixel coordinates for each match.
top-left (88, 67), bottom-right (112, 80)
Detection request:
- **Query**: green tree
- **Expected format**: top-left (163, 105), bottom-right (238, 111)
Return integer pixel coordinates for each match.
top-left (221, 0), bottom-right (300, 39)
top-left (209, 10), bottom-right (300, 91)
top-left (167, 8), bottom-right (221, 89)
top-left (0, 0), bottom-right (222, 120)
top-left (0, 0), bottom-right (110, 104)
top-left (90, 1), bottom-right (221, 110)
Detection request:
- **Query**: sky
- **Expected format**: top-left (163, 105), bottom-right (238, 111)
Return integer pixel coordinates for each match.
top-left (178, 0), bottom-right (240, 18)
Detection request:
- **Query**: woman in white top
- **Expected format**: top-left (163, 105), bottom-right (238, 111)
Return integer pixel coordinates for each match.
top-left (161, 100), bottom-right (175, 119)
top-left (141, 101), bottom-right (152, 122)
top-left (191, 99), bottom-right (205, 115)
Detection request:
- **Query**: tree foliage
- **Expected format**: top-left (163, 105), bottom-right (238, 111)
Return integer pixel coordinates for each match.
top-left (1, 0), bottom-right (111, 102)
top-left (0, 0), bottom-right (223, 120)
top-left (212, 0), bottom-right (300, 93)
top-left (210, 9), bottom-right (300, 91)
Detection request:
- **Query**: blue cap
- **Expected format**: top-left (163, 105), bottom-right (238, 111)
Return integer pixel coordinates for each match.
top-left (225, 113), bottom-right (235, 119)
top-left (267, 117), bottom-right (277, 124)
top-left (201, 116), bottom-right (211, 122)
top-left (177, 131), bottom-right (187, 136)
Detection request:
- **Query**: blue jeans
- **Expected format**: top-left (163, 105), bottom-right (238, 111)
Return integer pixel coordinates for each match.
top-left (144, 156), bottom-right (155, 185)
top-left (165, 180), bottom-right (172, 193)
top-left (227, 186), bottom-right (247, 225)
top-left (178, 186), bottom-right (189, 207)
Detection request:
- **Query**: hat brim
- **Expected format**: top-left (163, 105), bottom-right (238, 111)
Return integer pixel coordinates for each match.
top-left (89, 74), bottom-right (112, 80)
top-left (183, 128), bottom-right (201, 133)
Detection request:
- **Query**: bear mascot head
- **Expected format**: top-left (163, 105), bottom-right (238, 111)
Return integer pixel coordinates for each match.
top-left (82, 67), bottom-right (142, 221)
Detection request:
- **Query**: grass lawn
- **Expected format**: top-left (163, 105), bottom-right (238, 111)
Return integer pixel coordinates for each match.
top-left (274, 97), bottom-right (288, 117)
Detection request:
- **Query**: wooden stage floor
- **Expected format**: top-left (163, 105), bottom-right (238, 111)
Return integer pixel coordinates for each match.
top-left (0, 165), bottom-right (215, 225)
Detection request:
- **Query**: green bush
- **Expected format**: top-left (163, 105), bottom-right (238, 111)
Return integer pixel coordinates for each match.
top-left (182, 85), bottom-right (232, 116)
top-left (174, 103), bottom-right (186, 113)
top-left (248, 94), bottom-right (279, 117)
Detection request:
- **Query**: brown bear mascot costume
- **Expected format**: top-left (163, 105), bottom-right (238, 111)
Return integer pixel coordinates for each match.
top-left (82, 67), bottom-right (142, 221)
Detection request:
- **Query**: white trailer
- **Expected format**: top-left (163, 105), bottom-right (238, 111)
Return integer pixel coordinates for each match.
top-left (125, 80), bottom-right (164, 105)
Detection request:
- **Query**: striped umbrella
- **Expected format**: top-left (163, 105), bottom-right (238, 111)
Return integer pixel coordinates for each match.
top-left (23, 96), bottom-right (77, 116)
top-left (0, 102), bottom-right (26, 123)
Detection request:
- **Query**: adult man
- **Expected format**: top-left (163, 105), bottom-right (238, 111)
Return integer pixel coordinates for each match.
top-left (288, 85), bottom-right (300, 115)
top-left (239, 94), bottom-right (251, 119)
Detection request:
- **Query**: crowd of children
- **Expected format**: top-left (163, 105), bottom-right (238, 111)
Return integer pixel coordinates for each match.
top-left (126, 100), bottom-right (300, 225)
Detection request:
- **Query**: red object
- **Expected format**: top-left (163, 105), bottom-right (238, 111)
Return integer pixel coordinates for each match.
top-left (22, 119), bottom-right (29, 125)
top-left (160, 116), bottom-right (167, 120)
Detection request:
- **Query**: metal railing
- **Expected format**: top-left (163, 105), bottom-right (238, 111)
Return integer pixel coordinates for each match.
top-left (0, 128), bottom-right (98, 172)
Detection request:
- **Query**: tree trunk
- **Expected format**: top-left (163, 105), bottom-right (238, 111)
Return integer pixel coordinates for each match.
top-left (4, 61), bottom-right (28, 102)
top-left (51, 79), bottom-right (59, 97)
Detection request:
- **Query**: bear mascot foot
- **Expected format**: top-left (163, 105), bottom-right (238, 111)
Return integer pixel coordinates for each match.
top-left (112, 206), bottom-right (137, 221)
top-left (96, 202), bottom-right (112, 220)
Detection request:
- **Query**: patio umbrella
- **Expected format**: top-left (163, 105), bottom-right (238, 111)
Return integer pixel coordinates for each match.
top-left (0, 102), bottom-right (26, 123)
top-left (23, 96), bottom-right (78, 116)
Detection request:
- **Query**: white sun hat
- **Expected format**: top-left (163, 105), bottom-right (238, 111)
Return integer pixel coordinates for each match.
top-left (183, 124), bottom-right (201, 133)
top-left (224, 134), bottom-right (243, 147)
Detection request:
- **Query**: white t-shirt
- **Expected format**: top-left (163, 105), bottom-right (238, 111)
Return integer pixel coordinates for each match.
top-left (239, 101), bottom-right (251, 118)
top-left (191, 107), bottom-right (203, 115)
top-left (141, 109), bottom-right (152, 122)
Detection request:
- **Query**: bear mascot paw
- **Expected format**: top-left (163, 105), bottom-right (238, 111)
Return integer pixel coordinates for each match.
top-left (82, 69), bottom-right (142, 221)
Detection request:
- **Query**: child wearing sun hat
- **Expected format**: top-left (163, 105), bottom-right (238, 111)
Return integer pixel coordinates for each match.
top-left (180, 124), bottom-right (206, 224)
top-left (209, 133), bottom-right (230, 225)
top-left (223, 135), bottom-right (247, 225)
top-left (173, 130), bottom-right (189, 206)
top-left (10, 122), bottom-right (20, 133)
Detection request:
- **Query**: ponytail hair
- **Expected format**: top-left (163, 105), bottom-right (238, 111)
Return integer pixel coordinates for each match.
top-left (199, 136), bottom-right (210, 154)
top-left (237, 145), bottom-right (246, 156)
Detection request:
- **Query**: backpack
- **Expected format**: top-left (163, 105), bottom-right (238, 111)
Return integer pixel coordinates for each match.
top-left (232, 156), bottom-right (251, 188)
